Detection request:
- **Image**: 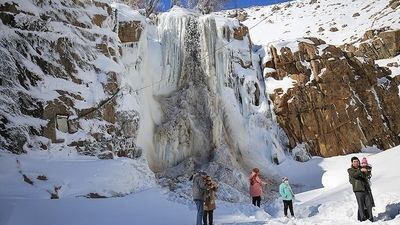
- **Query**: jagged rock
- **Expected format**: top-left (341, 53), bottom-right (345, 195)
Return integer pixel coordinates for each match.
top-left (389, 0), bottom-right (400, 9)
top-left (0, 127), bottom-right (28, 154)
top-left (116, 147), bottom-right (142, 159)
top-left (378, 30), bottom-right (400, 57)
top-left (330, 27), bottom-right (339, 32)
top-left (93, 1), bottom-right (112, 15)
top-left (118, 21), bottom-right (142, 43)
top-left (0, 11), bottom-right (16, 27)
top-left (352, 12), bottom-right (360, 17)
top-left (343, 29), bottom-right (400, 60)
top-left (233, 24), bottom-right (249, 41)
top-left (96, 42), bottom-right (117, 57)
top-left (92, 14), bottom-right (107, 27)
top-left (284, 3), bottom-right (292, 8)
top-left (85, 193), bottom-right (107, 198)
top-left (49, 186), bottom-right (61, 199)
top-left (37, 175), bottom-right (48, 181)
top-left (0, 2), bottom-right (19, 13)
top-left (238, 13), bottom-right (247, 22)
top-left (387, 62), bottom-right (399, 67)
top-left (266, 38), bottom-right (400, 157)
top-left (98, 151), bottom-right (114, 159)
top-left (23, 174), bottom-right (34, 185)
top-left (291, 143), bottom-right (311, 162)
top-left (272, 5), bottom-right (281, 11)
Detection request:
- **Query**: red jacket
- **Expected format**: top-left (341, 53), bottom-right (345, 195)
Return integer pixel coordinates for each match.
top-left (249, 172), bottom-right (263, 197)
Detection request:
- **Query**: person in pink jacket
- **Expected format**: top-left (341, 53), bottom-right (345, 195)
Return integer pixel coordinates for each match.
top-left (249, 168), bottom-right (266, 207)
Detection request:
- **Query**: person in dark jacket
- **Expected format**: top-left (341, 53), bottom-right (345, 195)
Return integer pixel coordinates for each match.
top-left (192, 171), bottom-right (207, 225)
top-left (348, 156), bottom-right (374, 222)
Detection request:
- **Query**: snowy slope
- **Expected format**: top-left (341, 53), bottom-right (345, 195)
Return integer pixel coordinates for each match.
top-left (1, 146), bottom-right (399, 225)
top-left (235, 0), bottom-right (400, 46)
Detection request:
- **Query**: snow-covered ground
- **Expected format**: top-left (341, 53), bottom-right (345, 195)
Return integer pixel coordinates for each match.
top-left (235, 0), bottom-right (400, 46)
top-left (1, 146), bottom-right (399, 225)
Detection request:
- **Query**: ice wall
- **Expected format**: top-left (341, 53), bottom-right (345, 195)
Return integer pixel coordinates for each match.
top-left (120, 7), bottom-right (289, 183)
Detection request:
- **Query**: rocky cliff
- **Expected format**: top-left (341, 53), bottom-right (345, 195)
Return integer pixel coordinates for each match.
top-left (237, 0), bottom-right (400, 158)
top-left (262, 34), bottom-right (400, 157)
top-left (0, 0), bottom-right (143, 159)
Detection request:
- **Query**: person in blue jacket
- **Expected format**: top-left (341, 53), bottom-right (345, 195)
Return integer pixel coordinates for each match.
top-left (279, 177), bottom-right (295, 218)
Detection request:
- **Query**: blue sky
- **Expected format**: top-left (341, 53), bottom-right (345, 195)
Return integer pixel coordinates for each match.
top-left (224, 0), bottom-right (290, 9)
top-left (159, 0), bottom-right (291, 11)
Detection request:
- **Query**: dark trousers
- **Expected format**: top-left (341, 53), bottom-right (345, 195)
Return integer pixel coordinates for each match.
top-left (283, 200), bottom-right (294, 216)
top-left (355, 192), bottom-right (373, 222)
top-left (203, 210), bottom-right (213, 225)
top-left (252, 196), bottom-right (261, 207)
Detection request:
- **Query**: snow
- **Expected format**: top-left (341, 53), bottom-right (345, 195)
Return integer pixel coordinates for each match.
top-left (375, 55), bottom-right (400, 79)
top-left (265, 76), bottom-right (297, 95)
top-left (110, 3), bottom-right (146, 23)
top-left (1, 146), bottom-right (400, 225)
top-left (236, 0), bottom-right (400, 46)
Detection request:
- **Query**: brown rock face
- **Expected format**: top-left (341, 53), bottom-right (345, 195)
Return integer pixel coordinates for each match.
top-left (118, 21), bottom-right (142, 43)
top-left (265, 38), bottom-right (400, 157)
top-left (389, 0), bottom-right (400, 9)
top-left (343, 29), bottom-right (400, 60)
top-left (233, 24), bottom-right (249, 41)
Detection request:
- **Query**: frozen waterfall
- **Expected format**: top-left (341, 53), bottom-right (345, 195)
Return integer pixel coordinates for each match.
top-left (120, 7), bottom-right (289, 185)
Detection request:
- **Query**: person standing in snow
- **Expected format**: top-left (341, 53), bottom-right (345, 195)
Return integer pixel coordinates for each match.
top-left (191, 171), bottom-right (208, 225)
top-left (279, 177), bottom-right (295, 218)
top-left (249, 168), bottom-right (266, 207)
top-left (203, 176), bottom-right (218, 225)
top-left (361, 157), bottom-right (375, 214)
top-left (348, 156), bottom-right (374, 222)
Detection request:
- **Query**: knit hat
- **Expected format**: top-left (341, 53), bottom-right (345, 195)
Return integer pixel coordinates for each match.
top-left (282, 177), bottom-right (288, 182)
top-left (361, 157), bottom-right (368, 165)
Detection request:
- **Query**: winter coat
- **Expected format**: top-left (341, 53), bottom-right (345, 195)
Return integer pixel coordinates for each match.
top-left (249, 172), bottom-right (263, 197)
top-left (204, 182), bottom-right (218, 211)
top-left (279, 182), bottom-right (295, 201)
top-left (348, 166), bottom-right (371, 192)
top-left (192, 173), bottom-right (207, 200)
top-left (363, 165), bottom-right (372, 180)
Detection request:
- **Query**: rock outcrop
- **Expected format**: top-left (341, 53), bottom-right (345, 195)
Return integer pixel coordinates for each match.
top-left (263, 37), bottom-right (400, 156)
top-left (343, 29), bottom-right (400, 60)
top-left (0, 0), bottom-right (144, 158)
